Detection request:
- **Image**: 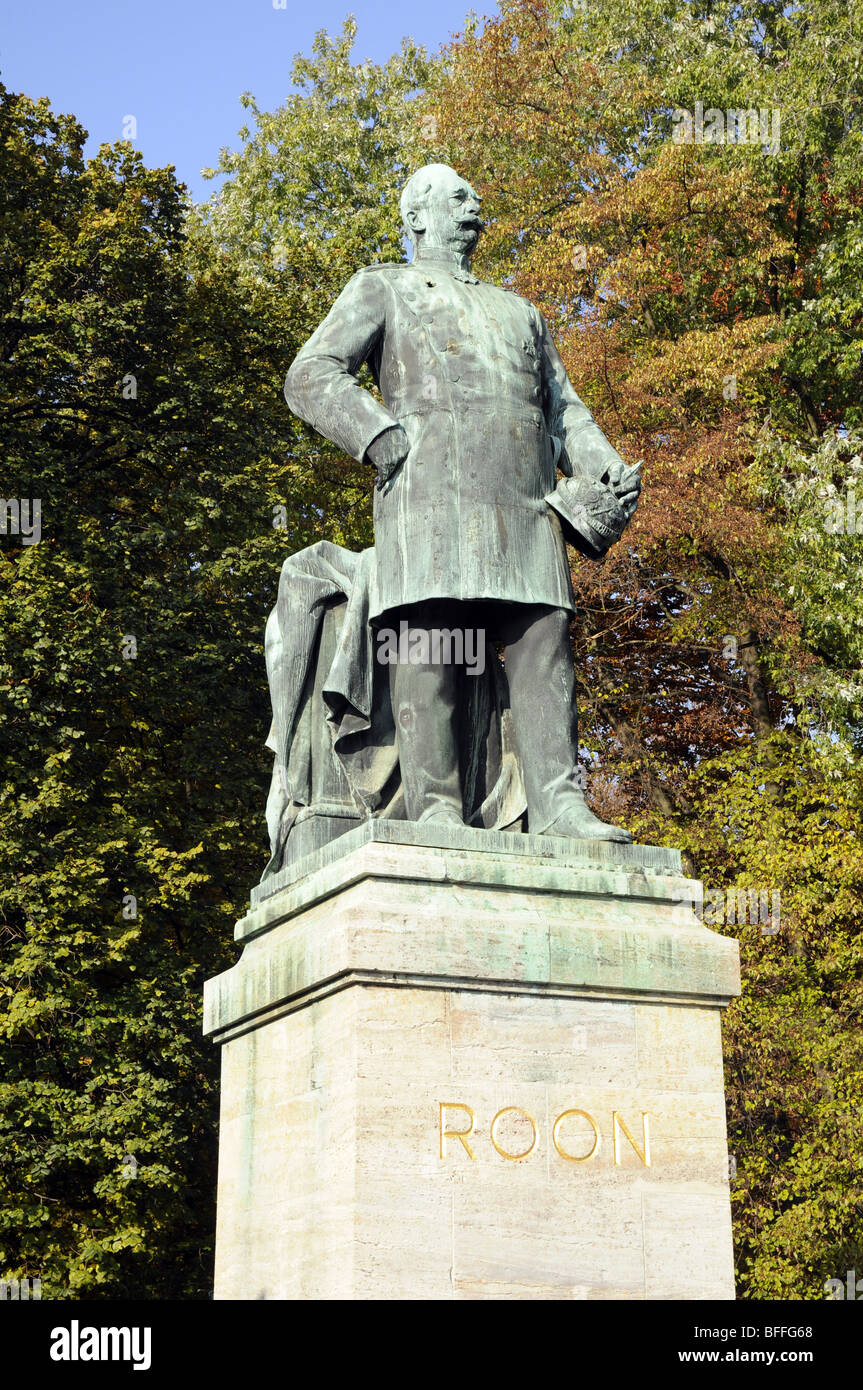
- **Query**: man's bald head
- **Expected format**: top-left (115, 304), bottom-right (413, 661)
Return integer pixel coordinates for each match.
top-left (400, 164), bottom-right (483, 258)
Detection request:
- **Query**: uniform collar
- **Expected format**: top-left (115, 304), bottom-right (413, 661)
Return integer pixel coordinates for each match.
top-left (410, 253), bottom-right (479, 286)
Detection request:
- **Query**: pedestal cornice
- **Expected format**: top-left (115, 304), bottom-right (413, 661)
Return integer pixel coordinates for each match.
top-left (204, 822), bottom-right (739, 1045)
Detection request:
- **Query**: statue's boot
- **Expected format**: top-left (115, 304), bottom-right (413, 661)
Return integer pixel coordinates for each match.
top-left (389, 654), bottom-right (464, 825)
top-left (539, 796), bottom-right (633, 844)
top-left (503, 603), bottom-right (633, 844)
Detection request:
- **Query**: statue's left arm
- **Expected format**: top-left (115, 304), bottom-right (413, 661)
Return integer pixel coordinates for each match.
top-left (536, 310), bottom-right (628, 484)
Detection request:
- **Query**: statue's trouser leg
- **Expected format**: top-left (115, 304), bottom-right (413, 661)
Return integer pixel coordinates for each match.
top-left (501, 604), bottom-right (582, 834)
top-left (388, 610), bottom-right (463, 822)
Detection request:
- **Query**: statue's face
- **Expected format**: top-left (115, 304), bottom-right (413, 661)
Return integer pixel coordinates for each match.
top-left (408, 167), bottom-right (483, 255)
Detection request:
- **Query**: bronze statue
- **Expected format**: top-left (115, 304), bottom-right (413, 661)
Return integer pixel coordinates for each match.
top-left (268, 163), bottom-right (640, 877)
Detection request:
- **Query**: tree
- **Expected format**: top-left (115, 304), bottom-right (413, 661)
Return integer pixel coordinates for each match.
top-left (191, 16), bottom-right (435, 562)
top-left (427, 0), bottom-right (863, 1295)
top-left (197, 17), bottom-right (430, 309)
top-left (5, 0), bottom-right (861, 1298)
top-left (1, 17), bottom-right (435, 1294)
top-left (0, 74), bottom-right (379, 1295)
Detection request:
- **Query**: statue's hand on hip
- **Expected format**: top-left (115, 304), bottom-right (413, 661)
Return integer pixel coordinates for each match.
top-left (367, 425), bottom-right (410, 491)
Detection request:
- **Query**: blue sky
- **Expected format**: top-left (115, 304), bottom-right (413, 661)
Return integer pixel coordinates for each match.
top-left (1, 0), bottom-right (481, 202)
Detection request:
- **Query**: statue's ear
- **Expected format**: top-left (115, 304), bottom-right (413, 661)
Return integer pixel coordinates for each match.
top-left (405, 207), bottom-right (425, 236)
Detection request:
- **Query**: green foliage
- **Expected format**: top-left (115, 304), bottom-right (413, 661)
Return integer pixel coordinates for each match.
top-left (197, 17), bottom-right (430, 313)
top-left (637, 737), bottom-right (863, 1298)
top-left (428, 0), bottom-right (863, 1295)
top-left (0, 78), bottom-right (376, 1297)
top-left (3, 0), bottom-right (862, 1300)
top-left (751, 426), bottom-right (863, 742)
top-left (189, 15), bottom-right (435, 547)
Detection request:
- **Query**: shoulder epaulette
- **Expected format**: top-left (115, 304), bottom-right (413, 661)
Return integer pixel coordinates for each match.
top-left (355, 262), bottom-right (409, 274)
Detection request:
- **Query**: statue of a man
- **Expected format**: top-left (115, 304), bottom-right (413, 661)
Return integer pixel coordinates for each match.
top-left (285, 163), bottom-right (639, 841)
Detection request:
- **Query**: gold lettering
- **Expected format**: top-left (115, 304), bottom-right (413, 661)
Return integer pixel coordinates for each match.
top-left (439, 1102), bottom-right (476, 1159)
top-left (552, 1109), bottom-right (600, 1162)
top-left (612, 1111), bottom-right (651, 1167)
top-left (490, 1106), bottom-right (537, 1162)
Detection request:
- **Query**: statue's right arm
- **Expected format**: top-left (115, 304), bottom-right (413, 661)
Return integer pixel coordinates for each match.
top-left (284, 270), bottom-right (402, 466)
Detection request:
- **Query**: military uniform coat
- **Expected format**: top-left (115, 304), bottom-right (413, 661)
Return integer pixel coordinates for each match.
top-left (284, 262), bottom-right (625, 622)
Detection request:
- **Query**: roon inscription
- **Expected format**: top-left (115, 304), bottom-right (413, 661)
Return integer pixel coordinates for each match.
top-left (439, 1103), bottom-right (651, 1166)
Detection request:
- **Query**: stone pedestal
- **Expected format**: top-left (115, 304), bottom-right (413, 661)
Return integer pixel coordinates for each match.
top-left (204, 821), bottom-right (740, 1300)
